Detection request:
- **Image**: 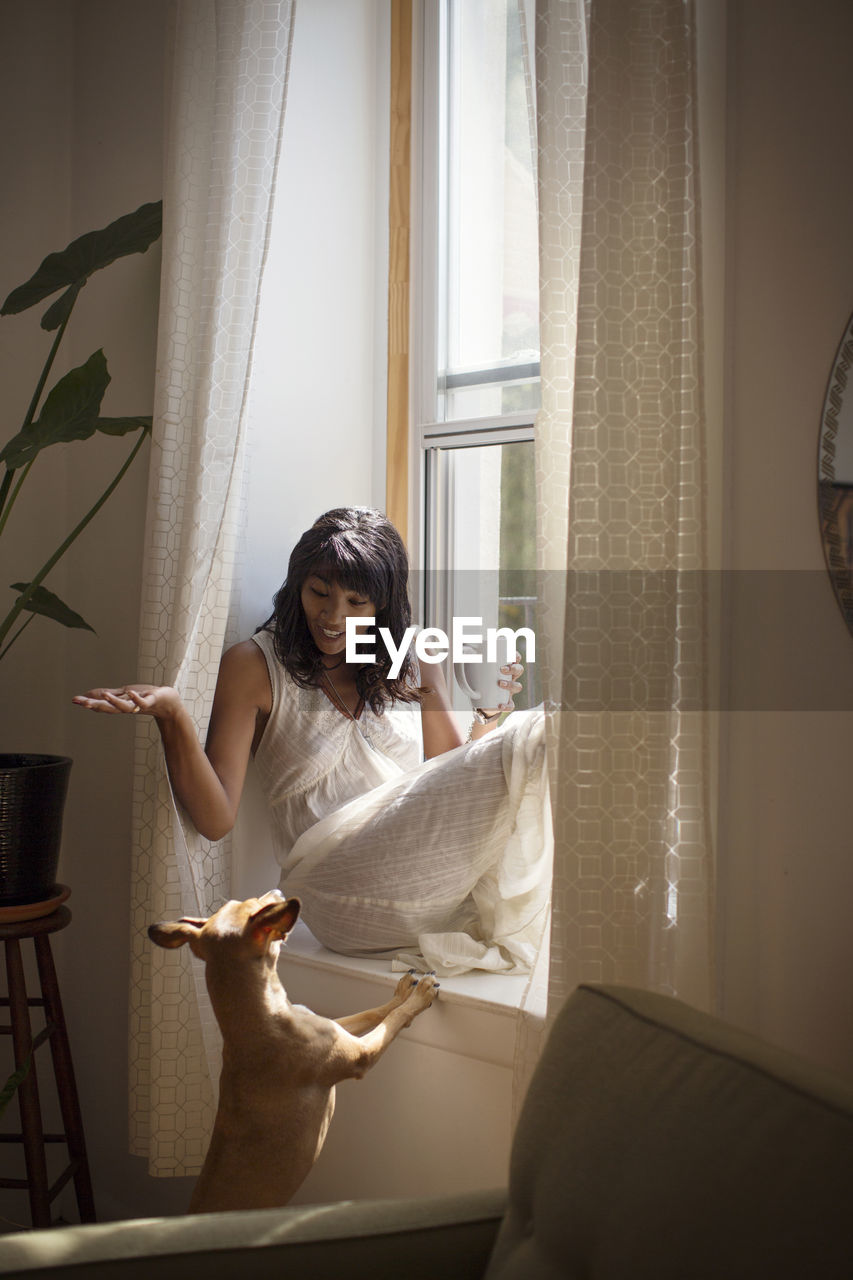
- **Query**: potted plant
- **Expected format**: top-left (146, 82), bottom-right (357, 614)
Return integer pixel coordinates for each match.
top-left (0, 202), bottom-right (162, 908)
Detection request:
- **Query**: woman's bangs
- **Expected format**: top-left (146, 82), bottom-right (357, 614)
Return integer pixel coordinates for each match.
top-left (313, 535), bottom-right (387, 607)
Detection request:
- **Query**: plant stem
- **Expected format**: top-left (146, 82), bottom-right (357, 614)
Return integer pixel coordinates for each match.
top-left (24, 312), bottom-right (71, 427)
top-left (0, 1047), bottom-right (33, 1116)
top-left (0, 427), bottom-right (149, 652)
top-left (0, 460), bottom-right (33, 540)
top-left (0, 295), bottom-right (76, 526)
top-left (0, 469), bottom-right (13, 523)
top-left (0, 610), bottom-right (35, 662)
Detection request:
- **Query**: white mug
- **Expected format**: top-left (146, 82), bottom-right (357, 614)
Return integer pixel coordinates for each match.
top-left (452, 641), bottom-right (512, 710)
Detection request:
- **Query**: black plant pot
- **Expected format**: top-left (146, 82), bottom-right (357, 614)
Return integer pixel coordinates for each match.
top-left (0, 754), bottom-right (72, 906)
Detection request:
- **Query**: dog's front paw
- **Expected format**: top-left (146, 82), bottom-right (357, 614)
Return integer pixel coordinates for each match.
top-left (393, 969), bottom-right (422, 1001)
top-left (410, 971), bottom-right (440, 1010)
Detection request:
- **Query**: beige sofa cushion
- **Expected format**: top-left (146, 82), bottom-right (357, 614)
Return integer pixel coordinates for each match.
top-left (0, 1189), bottom-right (504, 1280)
top-left (486, 984), bottom-right (853, 1280)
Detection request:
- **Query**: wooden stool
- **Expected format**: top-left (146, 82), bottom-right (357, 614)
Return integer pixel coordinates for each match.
top-left (0, 905), bottom-right (95, 1227)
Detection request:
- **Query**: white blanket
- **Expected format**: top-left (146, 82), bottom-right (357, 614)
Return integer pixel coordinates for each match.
top-left (281, 708), bottom-right (552, 976)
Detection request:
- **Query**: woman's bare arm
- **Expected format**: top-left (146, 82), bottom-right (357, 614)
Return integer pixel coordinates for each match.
top-left (417, 655), bottom-right (523, 757)
top-left (417, 659), bottom-right (466, 759)
top-left (72, 641), bottom-right (271, 841)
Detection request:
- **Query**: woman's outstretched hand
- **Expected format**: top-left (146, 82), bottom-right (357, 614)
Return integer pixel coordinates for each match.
top-left (72, 685), bottom-right (182, 720)
top-left (72, 644), bottom-right (269, 843)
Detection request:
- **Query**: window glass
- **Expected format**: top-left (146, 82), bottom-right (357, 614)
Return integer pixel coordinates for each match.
top-left (438, 0), bottom-right (539, 424)
top-left (425, 439), bottom-right (539, 711)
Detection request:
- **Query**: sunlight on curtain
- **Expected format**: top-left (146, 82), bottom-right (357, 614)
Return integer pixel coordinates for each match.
top-left (520, 0), bottom-right (712, 1103)
top-left (513, 0), bottom-right (588, 1114)
top-left (128, 0), bottom-right (296, 1177)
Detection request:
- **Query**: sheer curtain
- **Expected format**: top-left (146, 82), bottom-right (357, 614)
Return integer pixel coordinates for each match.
top-left (128, 0), bottom-right (296, 1177)
top-left (523, 0), bottom-right (712, 1090)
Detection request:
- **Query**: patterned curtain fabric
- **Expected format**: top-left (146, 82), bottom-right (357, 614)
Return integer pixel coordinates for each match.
top-left (522, 0), bottom-right (712, 1096)
top-left (512, 0), bottom-right (588, 1111)
top-left (129, 0), bottom-right (296, 1176)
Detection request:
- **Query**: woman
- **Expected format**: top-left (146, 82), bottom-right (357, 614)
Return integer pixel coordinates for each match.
top-left (74, 508), bottom-right (550, 974)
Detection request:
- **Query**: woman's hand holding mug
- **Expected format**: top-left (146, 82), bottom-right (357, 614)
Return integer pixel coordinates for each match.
top-left (453, 645), bottom-right (524, 719)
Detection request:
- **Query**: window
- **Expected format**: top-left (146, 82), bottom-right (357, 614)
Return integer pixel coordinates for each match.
top-left (413, 0), bottom-right (540, 710)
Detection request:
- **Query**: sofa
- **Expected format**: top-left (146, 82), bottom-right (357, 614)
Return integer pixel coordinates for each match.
top-left (0, 982), bottom-right (850, 1278)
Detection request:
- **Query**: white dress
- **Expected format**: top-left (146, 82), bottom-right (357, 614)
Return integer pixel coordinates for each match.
top-left (251, 629), bottom-right (551, 976)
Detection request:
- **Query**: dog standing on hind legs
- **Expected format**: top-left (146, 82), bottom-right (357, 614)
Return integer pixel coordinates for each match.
top-left (148, 890), bottom-right (439, 1213)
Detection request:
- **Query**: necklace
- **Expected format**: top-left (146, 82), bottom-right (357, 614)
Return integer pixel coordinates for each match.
top-left (322, 667), bottom-right (358, 721)
top-left (322, 654), bottom-right (346, 671)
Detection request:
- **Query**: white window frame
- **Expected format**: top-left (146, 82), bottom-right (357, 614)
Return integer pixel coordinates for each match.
top-left (410, 0), bottom-right (538, 674)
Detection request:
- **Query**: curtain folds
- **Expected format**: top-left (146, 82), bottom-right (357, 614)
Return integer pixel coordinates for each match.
top-left (129, 0), bottom-right (296, 1176)
top-left (531, 0), bottom-right (712, 1077)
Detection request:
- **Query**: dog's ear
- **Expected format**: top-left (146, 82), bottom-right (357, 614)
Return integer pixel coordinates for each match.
top-left (148, 919), bottom-right (206, 949)
top-left (248, 896), bottom-right (301, 942)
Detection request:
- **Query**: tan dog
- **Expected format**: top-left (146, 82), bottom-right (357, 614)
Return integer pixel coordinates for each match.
top-left (148, 890), bottom-right (439, 1213)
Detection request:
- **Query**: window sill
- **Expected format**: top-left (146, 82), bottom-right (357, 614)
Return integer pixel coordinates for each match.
top-left (280, 920), bottom-right (538, 1070)
top-left (284, 919), bottom-right (530, 1012)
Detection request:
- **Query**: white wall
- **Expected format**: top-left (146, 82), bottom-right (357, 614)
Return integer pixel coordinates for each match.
top-left (236, 0), bottom-right (391, 645)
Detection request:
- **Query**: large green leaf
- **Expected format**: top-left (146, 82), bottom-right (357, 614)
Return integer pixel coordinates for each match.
top-left (0, 201), bottom-right (162, 318)
top-left (40, 282), bottom-right (82, 333)
top-left (0, 414), bottom-right (150, 471)
top-left (94, 416), bottom-right (153, 437)
top-left (10, 583), bottom-right (95, 632)
top-left (0, 350), bottom-right (110, 468)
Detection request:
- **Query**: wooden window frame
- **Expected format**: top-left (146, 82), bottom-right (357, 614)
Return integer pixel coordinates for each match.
top-left (386, 0), bottom-right (412, 538)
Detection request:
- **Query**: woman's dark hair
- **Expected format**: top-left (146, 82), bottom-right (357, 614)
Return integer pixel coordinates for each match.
top-left (259, 507), bottom-right (421, 714)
